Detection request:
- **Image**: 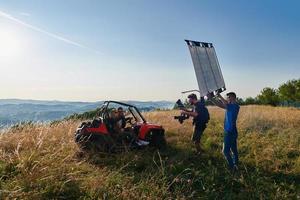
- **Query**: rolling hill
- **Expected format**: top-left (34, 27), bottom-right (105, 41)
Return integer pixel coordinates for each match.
top-left (0, 99), bottom-right (174, 127)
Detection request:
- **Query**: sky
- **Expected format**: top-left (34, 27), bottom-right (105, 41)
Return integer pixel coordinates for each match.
top-left (0, 0), bottom-right (299, 101)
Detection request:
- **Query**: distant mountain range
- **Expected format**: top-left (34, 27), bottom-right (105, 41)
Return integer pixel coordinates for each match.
top-left (0, 99), bottom-right (174, 127)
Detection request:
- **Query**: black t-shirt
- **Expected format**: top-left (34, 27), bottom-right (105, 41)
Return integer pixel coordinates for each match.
top-left (107, 115), bottom-right (126, 133)
top-left (118, 116), bottom-right (126, 128)
top-left (111, 115), bottom-right (126, 129)
top-left (193, 101), bottom-right (209, 126)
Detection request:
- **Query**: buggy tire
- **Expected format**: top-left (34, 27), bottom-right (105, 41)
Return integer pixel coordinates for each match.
top-left (147, 131), bottom-right (166, 149)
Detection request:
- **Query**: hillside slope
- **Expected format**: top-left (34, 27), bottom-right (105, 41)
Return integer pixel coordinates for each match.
top-left (0, 106), bottom-right (299, 199)
top-left (0, 99), bottom-right (174, 127)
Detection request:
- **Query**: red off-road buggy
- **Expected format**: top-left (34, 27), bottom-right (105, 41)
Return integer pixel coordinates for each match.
top-left (75, 101), bottom-right (166, 152)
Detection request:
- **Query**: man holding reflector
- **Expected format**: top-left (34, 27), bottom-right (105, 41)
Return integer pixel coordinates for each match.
top-left (184, 40), bottom-right (239, 171)
top-left (208, 92), bottom-right (240, 171)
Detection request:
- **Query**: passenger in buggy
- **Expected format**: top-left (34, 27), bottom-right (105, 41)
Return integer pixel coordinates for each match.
top-left (106, 108), bottom-right (137, 146)
top-left (107, 108), bottom-right (127, 134)
top-left (116, 107), bottom-right (126, 130)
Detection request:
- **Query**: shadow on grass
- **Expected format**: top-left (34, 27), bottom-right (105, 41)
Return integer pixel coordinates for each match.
top-left (77, 143), bottom-right (300, 199)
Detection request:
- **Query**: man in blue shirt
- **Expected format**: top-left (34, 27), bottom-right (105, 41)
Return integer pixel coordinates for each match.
top-left (208, 92), bottom-right (240, 171)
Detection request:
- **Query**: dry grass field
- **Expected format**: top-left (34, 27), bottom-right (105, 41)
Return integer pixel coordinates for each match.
top-left (0, 105), bottom-right (299, 199)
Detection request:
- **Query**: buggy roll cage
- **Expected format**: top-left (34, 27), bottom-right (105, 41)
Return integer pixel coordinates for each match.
top-left (99, 101), bottom-right (147, 123)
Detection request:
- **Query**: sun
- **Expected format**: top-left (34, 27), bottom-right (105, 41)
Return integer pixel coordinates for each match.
top-left (0, 29), bottom-right (22, 58)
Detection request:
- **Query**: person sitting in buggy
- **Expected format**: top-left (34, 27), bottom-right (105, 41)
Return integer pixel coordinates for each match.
top-left (107, 108), bottom-right (130, 133)
top-left (116, 107), bottom-right (126, 130)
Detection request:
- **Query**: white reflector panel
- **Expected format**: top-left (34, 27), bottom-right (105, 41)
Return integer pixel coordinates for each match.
top-left (185, 40), bottom-right (226, 97)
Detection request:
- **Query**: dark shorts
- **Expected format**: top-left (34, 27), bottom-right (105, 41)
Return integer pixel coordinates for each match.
top-left (192, 124), bottom-right (206, 143)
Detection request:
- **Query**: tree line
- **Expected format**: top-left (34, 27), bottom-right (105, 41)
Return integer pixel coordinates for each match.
top-left (238, 78), bottom-right (300, 106)
top-left (176, 78), bottom-right (300, 108)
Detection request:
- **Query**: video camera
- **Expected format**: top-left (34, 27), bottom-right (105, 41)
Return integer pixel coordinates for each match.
top-left (174, 99), bottom-right (189, 124)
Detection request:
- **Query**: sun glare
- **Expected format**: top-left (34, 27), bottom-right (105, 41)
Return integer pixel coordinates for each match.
top-left (0, 29), bottom-right (22, 58)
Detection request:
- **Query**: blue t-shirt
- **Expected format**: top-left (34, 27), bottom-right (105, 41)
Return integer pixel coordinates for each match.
top-left (224, 103), bottom-right (240, 133)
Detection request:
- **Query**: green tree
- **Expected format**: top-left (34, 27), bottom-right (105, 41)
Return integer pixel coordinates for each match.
top-left (244, 97), bottom-right (258, 105)
top-left (173, 99), bottom-right (193, 109)
top-left (278, 79), bottom-right (300, 103)
top-left (236, 97), bottom-right (244, 105)
top-left (257, 87), bottom-right (280, 106)
top-left (184, 99), bottom-right (193, 109)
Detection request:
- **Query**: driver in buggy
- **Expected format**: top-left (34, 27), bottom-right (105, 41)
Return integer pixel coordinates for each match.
top-left (108, 107), bottom-right (138, 147)
top-left (116, 107), bottom-right (126, 130)
top-left (108, 107), bottom-right (129, 134)
top-left (107, 109), bottom-right (121, 133)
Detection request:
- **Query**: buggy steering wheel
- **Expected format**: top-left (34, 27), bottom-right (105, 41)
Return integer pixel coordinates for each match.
top-left (125, 117), bottom-right (134, 125)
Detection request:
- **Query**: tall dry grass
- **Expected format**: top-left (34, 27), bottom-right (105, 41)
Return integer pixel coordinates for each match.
top-left (0, 105), bottom-right (299, 199)
top-left (146, 105), bottom-right (300, 173)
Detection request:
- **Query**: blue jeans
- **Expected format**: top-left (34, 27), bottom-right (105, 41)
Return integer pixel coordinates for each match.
top-left (223, 131), bottom-right (238, 169)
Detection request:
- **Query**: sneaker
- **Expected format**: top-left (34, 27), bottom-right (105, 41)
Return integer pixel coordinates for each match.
top-left (193, 150), bottom-right (202, 156)
top-left (136, 139), bottom-right (149, 146)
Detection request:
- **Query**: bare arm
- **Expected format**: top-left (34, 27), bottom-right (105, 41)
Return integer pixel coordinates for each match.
top-left (207, 93), bottom-right (226, 109)
top-left (181, 110), bottom-right (198, 117)
top-left (180, 107), bottom-right (189, 112)
top-left (217, 94), bottom-right (228, 106)
top-left (210, 98), bottom-right (226, 109)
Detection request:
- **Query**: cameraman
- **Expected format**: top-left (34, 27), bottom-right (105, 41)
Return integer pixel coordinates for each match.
top-left (181, 93), bottom-right (209, 154)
